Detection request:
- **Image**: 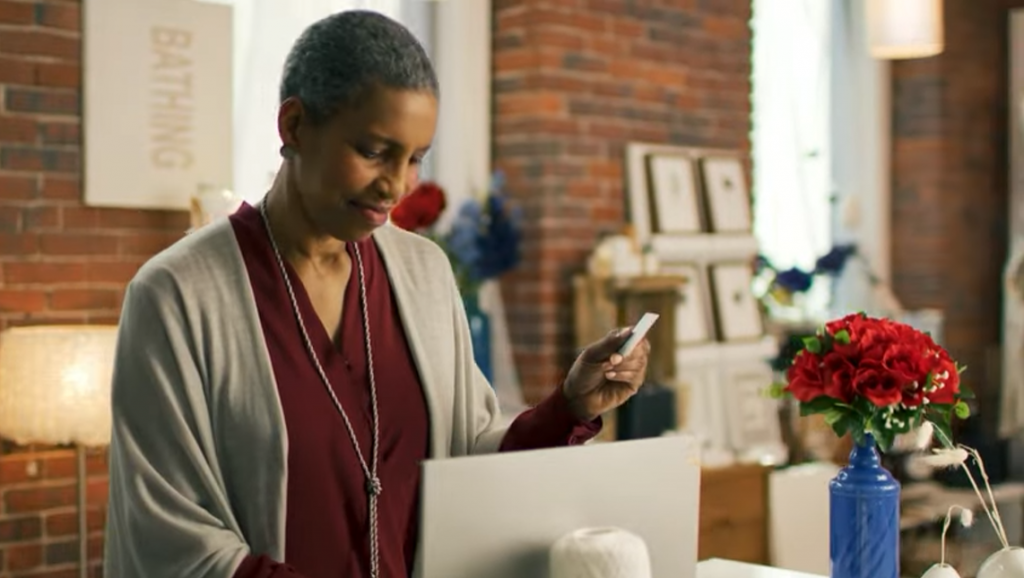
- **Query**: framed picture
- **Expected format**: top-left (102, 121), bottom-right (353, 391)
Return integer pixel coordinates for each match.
top-left (709, 263), bottom-right (764, 341)
top-left (724, 366), bottom-right (787, 464)
top-left (660, 262), bottom-right (714, 344)
top-left (645, 154), bottom-right (704, 234)
top-left (701, 156), bottom-right (752, 232)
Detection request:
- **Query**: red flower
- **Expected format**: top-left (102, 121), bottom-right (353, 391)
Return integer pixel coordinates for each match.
top-left (391, 182), bottom-right (447, 231)
top-left (822, 352), bottom-right (857, 402)
top-left (854, 359), bottom-right (903, 407)
top-left (785, 351), bottom-right (827, 402)
top-left (882, 342), bottom-right (926, 386)
top-left (776, 313), bottom-right (968, 452)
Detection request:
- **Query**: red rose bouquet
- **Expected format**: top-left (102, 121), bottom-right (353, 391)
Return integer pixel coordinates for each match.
top-left (770, 312), bottom-right (972, 451)
top-left (390, 182), bottom-right (446, 231)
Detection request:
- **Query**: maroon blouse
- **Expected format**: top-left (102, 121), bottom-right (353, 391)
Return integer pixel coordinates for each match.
top-left (228, 203), bottom-right (599, 578)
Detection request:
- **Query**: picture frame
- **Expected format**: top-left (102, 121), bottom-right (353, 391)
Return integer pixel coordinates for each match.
top-left (723, 365), bottom-right (787, 464)
top-left (700, 156), bottom-right (752, 233)
top-left (659, 262), bottom-right (714, 345)
top-left (645, 154), bottom-right (704, 234)
top-left (709, 262), bottom-right (764, 342)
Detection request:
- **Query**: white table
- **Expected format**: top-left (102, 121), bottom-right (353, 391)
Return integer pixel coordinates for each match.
top-left (697, 559), bottom-right (825, 578)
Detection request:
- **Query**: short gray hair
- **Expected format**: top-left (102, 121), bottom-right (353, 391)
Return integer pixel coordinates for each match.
top-left (280, 10), bottom-right (439, 123)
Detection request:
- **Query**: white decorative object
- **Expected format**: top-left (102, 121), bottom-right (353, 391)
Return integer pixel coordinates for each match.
top-left (0, 325), bottom-right (118, 578)
top-left (918, 505), bottom-right (974, 578)
top-left (865, 0), bottom-right (943, 60)
top-left (190, 185), bottom-right (244, 231)
top-left (84, 0), bottom-right (233, 209)
top-left (606, 235), bottom-right (643, 278)
top-left (647, 154), bottom-right (703, 234)
top-left (977, 547), bottom-right (1024, 578)
top-left (550, 527), bottom-right (652, 578)
top-left (921, 565), bottom-right (962, 578)
top-left (701, 156), bottom-right (752, 233)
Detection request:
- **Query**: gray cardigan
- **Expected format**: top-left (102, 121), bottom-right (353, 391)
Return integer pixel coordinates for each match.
top-left (104, 218), bottom-right (508, 577)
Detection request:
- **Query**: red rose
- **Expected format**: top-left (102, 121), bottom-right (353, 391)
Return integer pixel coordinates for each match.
top-left (391, 182), bottom-right (447, 231)
top-left (859, 321), bottom-right (900, 362)
top-left (853, 359), bottom-right (903, 407)
top-left (925, 353), bottom-right (960, 404)
top-left (785, 351), bottom-right (827, 402)
top-left (822, 352), bottom-right (857, 402)
top-left (883, 342), bottom-right (926, 386)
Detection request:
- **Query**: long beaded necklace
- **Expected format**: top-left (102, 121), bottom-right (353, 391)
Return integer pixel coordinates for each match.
top-left (258, 199), bottom-right (383, 578)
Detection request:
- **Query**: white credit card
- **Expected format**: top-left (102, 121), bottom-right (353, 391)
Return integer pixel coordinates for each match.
top-left (618, 312), bottom-right (659, 356)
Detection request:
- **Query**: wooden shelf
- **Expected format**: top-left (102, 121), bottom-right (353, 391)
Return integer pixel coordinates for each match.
top-left (698, 464), bottom-right (771, 565)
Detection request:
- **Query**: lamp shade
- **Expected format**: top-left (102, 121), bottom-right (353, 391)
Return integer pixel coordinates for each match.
top-left (866, 0), bottom-right (944, 60)
top-left (0, 325), bottom-right (117, 447)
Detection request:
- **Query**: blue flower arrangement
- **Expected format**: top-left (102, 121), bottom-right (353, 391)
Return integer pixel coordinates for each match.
top-left (755, 244), bottom-right (857, 302)
top-left (435, 171), bottom-right (523, 300)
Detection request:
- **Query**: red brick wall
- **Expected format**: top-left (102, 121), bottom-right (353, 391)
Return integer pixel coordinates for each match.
top-left (891, 0), bottom-right (1022, 423)
top-left (0, 1), bottom-right (185, 575)
top-left (492, 0), bottom-right (753, 402)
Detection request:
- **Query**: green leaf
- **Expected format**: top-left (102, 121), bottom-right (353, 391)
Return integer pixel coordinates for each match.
top-left (803, 337), bottom-right (822, 354)
top-left (830, 415), bottom-right (852, 438)
top-left (834, 329), bottom-right (850, 344)
top-left (959, 382), bottom-right (975, 399)
top-left (875, 429), bottom-right (896, 453)
top-left (852, 397), bottom-right (875, 419)
top-left (954, 401), bottom-right (971, 419)
top-left (823, 408), bottom-right (846, 426)
top-left (766, 382), bottom-right (787, 399)
top-left (926, 411), bottom-right (955, 448)
top-left (799, 396), bottom-right (836, 416)
top-left (850, 425), bottom-right (867, 447)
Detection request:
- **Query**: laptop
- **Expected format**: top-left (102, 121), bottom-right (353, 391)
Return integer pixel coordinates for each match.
top-left (419, 435), bottom-right (702, 578)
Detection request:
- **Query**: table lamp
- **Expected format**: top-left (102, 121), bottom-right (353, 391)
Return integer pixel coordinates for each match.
top-left (0, 325), bottom-right (118, 578)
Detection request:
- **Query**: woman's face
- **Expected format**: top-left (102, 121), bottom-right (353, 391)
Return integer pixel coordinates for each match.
top-left (279, 85), bottom-right (438, 241)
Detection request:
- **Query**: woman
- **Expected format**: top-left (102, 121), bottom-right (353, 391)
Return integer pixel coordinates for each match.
top-left (104, 10), bottom-right (650, 578)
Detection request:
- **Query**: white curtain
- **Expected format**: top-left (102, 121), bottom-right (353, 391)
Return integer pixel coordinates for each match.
top-left (752, 0), bottom-right (893, 320)
top-left (827, 0), bottom-right (895, 318)
top-left (751, 0), bottom-right (834, 316)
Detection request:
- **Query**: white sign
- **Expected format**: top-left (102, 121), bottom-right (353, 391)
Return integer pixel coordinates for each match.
top-left (84, 0), bottom-right (233, 210)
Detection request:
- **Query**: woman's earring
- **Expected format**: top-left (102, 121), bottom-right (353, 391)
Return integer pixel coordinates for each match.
top-left (279, 144), bottom-right (296, 159)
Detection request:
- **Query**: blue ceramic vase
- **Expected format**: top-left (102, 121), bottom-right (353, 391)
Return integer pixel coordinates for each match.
top-left (462, 295), bottom-right (493, 384)
top-left (829, 432), bottom-right (900, 578)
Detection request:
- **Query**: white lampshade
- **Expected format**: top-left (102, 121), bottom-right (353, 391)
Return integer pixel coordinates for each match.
top-left (0, 325), bottom-right (117, 447)
top-left (866, 0), bottom-right (944, 60)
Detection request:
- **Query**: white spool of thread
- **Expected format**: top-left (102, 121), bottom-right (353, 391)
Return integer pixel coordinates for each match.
top-left (549, 527), bottom-right (652, 578)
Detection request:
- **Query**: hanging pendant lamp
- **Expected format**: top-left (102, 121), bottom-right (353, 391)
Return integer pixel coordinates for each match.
top-left (866, 0), bottom-right (944, 60)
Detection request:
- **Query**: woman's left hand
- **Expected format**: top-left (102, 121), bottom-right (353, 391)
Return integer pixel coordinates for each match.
top-left (562, 328), bottom-right (651, 422)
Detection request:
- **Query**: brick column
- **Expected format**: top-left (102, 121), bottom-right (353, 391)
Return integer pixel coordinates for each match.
top-left (0, 2), bottom-right (186, 574)
top-left (891, 0), bottom-right (1020, 419)
top-left (492, 0), bottom-right (753, 403)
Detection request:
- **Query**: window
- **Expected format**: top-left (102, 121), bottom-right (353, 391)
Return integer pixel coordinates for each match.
top-left (750, 0), bottom-right (834, 316)
top-left (751, 0), bottom-right (890, 318)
